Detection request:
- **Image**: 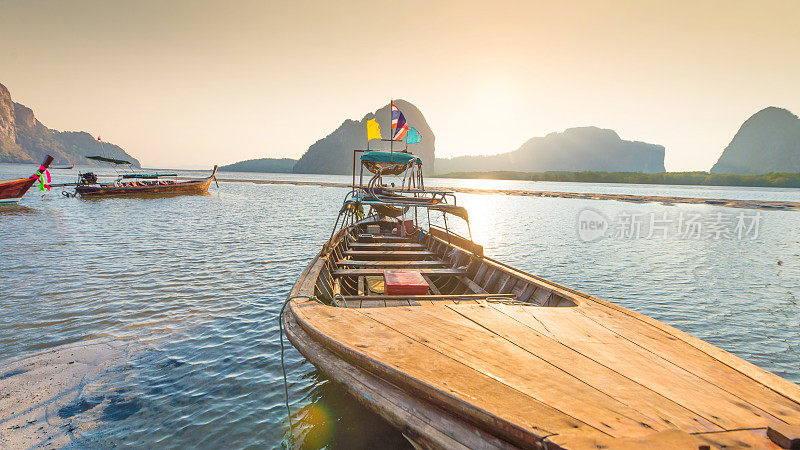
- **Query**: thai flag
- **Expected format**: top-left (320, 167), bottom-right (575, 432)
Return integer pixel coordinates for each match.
top-left (391, 102), bottom-right (409, 141)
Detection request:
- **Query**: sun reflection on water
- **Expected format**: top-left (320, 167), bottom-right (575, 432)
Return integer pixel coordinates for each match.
top-left (424, 193), bottom-right (499, 248)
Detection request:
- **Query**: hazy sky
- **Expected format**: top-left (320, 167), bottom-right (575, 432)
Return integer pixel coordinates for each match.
top-left (1, 0), bottom-right (798, 170)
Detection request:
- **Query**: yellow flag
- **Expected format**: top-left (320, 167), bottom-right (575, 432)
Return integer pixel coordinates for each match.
top-left (366, 118), bottom-right (382, 141)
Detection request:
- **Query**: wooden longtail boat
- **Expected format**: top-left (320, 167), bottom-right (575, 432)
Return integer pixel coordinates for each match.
top-left (74, 165), bottom-right (218, 198)
top-left (284, 149), bottom-right (800, 449)
top-left (0, 155), bottom-right (54, 204)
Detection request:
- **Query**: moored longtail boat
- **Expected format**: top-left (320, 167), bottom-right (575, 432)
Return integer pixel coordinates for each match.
top-left (283, 116), bottom-right (800, 448)
top-left (74, 160), bottom-right (218, 198)
top-left (0, 155), bottom-right (54, 204)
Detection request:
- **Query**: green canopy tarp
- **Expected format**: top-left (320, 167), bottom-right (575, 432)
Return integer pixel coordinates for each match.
top-left (361, 151), bottom-right (421, 175)
top-left (361, 151), bottom-right (421, 165)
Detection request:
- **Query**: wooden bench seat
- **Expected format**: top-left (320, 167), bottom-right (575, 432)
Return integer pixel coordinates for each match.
top-left (349, 242), bottom-right (427, 250)
top-left (336, 260), bottom-right (447, 268)
top-left (333, 268), bottom-right (467, 277)
top-left (343, 250), bottom-right (436, 260)
top-left (342, 294), bottom-right (516, 301)
top-left (356, 235), bottom-right (413, 243)
top-left (341, 299), bottom-right (484, 308)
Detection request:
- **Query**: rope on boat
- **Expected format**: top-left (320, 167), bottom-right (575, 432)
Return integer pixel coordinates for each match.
top-left (331, 293), bottom-right (348, 308)
top-left (279, 294), bottom-right (318, 447)
top-left (485, 297), bottom-right (530, 305)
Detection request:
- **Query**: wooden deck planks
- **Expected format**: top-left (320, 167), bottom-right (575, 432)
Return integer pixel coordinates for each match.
top-left (283, 308), bottom-right (514, 450)
top-left (343, 299), bottom-right (362, 308)
top-left (578, 303), bottom-right (800, 423)
top-left (384, 299), bottom-right (411, 307)
top-left (492, 304), bottom-right (788, 430)
top-left (447, 303), bottom-right (724, 433)
top-left (546, 429), bottom-right (782, 450)
top-left (451, 299), bottom-right (480, 305)
top-left (695, 429), bottom-right (783, 449)
top-left (292, 304), bottom-right (604, 445)
top-left (357, 306), bottom-right (676, 438)
top-left (360, 299), bottom-right (386, 308)
top-left (587, 296), bottom-right (800, 408)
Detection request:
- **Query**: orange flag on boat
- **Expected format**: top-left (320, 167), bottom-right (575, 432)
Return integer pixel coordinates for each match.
top-left (366, 118), bottom-right (382, 141)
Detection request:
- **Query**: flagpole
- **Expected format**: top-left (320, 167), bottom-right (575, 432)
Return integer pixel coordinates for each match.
top-left (389, 98), bottom-right (393, 155)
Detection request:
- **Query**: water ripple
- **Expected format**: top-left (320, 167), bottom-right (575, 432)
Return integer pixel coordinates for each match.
top-left (0, 173), bottom-right (798, 448)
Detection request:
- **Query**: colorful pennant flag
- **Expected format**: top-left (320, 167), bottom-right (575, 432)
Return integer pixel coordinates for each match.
top-left (391, 101), bottom-right (409, 141)
top-left (366, 118), bottom-right (382, 141)
top-left (407, 127), bottom-right (422, 144)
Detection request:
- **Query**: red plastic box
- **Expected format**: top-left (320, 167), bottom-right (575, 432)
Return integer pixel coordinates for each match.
top-left (383, 270), bottom-right (429, 295)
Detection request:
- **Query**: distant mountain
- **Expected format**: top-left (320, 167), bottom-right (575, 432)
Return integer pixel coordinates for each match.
top-left (293, 100), bottom-right (435, 175)
top-left (711, 107), bottom-right (800, 174)
top-left (0, 82), bottom-right (139, 166)
top-left (219, 158), bottom-right (296, 173)
top-left (436, 127), bottom-right (665, 174)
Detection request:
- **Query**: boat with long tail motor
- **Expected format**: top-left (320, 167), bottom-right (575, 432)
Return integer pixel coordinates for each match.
top-left (282, 102), bottom-right (800, 449)
top-left (59, 136), bottom-right (219, 198)
top-left (72, 162), bottom-right (218, 198)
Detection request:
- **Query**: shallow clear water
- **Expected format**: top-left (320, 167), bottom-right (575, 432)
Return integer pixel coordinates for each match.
top-left (1, 163), bottom-right (799, 448)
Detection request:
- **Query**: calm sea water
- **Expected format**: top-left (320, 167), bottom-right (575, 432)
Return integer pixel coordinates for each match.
top-left (1, 163), bottom-right (799, 448)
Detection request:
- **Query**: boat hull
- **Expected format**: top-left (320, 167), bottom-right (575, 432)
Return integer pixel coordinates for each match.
top-left (0, 196), bottom-right (24, 204)
top-left (0, 156), bottom-right (54, 204)
top-left (75, 166), bottom-right (217, 198)
top-left (285, 221), bottom-right (800, 449)
top-left (283, 305), bottom-right (514, 450)
top-left (0, 179), bottom-right (34, 203)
